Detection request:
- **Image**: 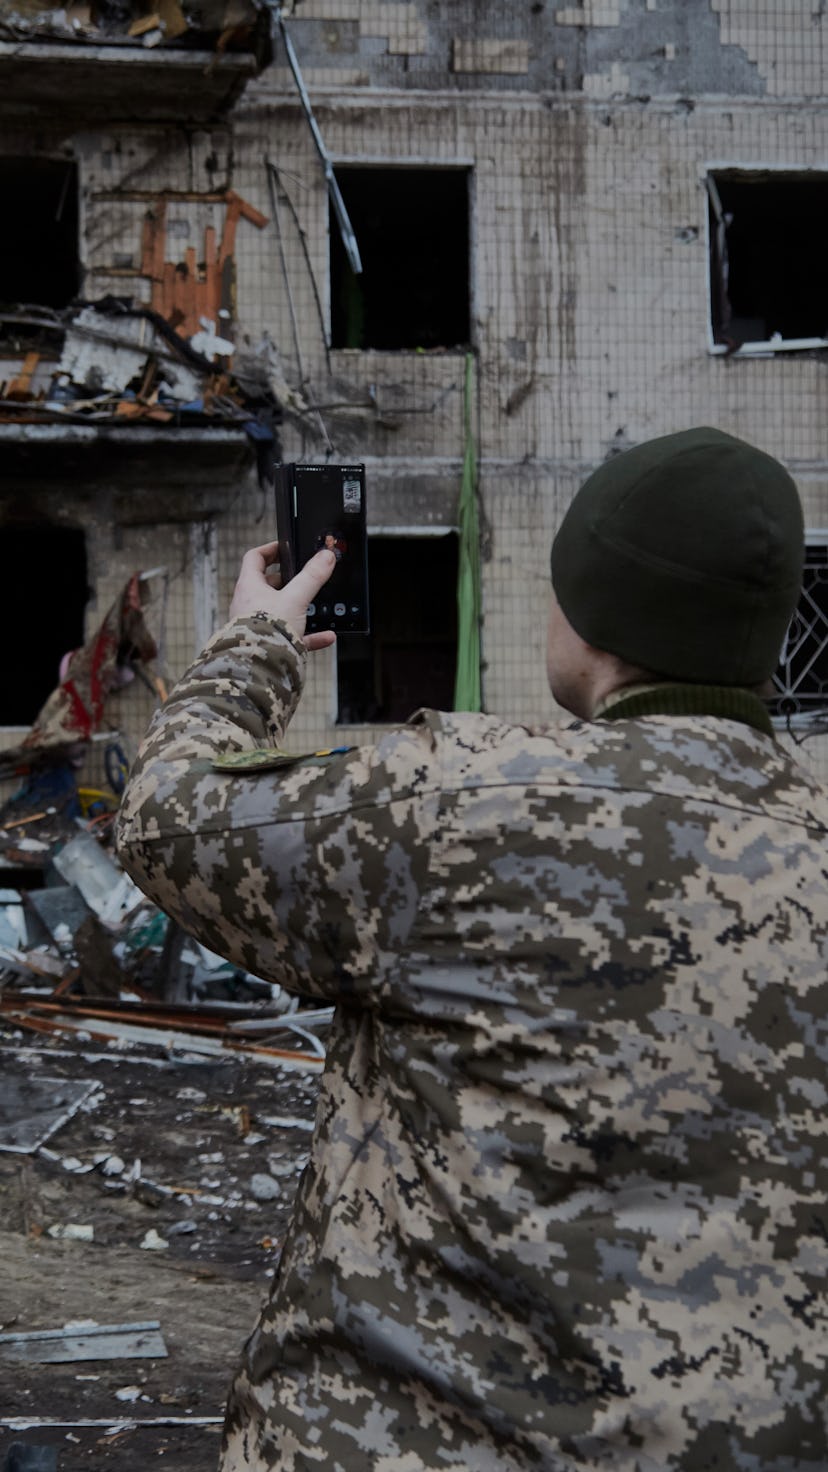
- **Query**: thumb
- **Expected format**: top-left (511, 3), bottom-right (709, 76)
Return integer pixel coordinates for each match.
top-left (285, 548), bottom-right (336, 614)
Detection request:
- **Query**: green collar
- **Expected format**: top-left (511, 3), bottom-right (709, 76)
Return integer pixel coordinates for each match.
top-left (594, 683), bottom-right (774, 737)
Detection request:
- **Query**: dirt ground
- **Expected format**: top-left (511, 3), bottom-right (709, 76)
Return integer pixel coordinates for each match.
top-left (0, 1023), bottom-right (320, 1471)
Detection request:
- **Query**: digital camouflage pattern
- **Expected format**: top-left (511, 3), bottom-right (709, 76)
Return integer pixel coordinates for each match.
top-left (115, 614), bottom-right (828, 1471)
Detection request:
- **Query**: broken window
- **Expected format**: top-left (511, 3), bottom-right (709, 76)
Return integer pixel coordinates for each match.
top-left (707, 170), bottom-right (828, 351)
top-left (0, 159), bottom-right (80, 312)
top-left (336, 533), bottom-right (458, 723)
top-left (0, 525), bottom-right (88, 726)
top-left (330, 168), bottom-right (471, 351)
top-left (769, 540), bottom-right (828, 722)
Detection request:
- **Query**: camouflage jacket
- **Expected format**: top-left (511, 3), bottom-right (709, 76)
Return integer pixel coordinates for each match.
top-left (116, 616), bottom-right (828, 1472)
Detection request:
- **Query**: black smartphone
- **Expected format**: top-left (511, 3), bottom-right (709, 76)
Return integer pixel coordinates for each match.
top-left (274, 462), bottom-right (370, 634)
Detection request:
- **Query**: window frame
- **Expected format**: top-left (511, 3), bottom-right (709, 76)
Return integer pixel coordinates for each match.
top-left (0, 154), bottom-right (81, 314)
top-left (333, 524), bottom-right (460, 728)
top-left (704, 162), bottom-right (828, 357)
top-left (327, 156), bottom-right (476, 354)
top-left (769, 530), bottom-right (828, 730)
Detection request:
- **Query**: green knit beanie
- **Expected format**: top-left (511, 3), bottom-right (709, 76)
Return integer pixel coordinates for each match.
top-left (550, 427), bottom-right (804, 685)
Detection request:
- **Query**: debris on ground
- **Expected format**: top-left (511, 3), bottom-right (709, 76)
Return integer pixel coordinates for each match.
top-left (0, 416), bottom-right (328, 1465)
top-left (0, 1022), bottom-right (322, 1469)
top-left (0, 578), bottom-right (330, 1035)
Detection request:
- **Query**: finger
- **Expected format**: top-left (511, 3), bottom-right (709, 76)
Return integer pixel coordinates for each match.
top-left (304, 630), bottom-right (337, 653)
top-left (288, 549), bottom-right (337, 607)
top-left (240, 540), bottom-right (280, 575)
top-left (247, 540), bottom-right (280, 562)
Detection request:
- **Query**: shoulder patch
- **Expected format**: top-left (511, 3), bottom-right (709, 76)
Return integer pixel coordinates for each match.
top-left (211, 745), bottom-right (355, 773)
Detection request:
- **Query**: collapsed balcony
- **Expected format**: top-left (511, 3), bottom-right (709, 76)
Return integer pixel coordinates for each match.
top-left (0, 0), bottom-right (271, 122)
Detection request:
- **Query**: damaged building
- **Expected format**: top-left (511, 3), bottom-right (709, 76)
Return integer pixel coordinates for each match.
top-left (0, 0), bottom-right (827, 879)
top-left (0, 8), bottom-right (826, 1459)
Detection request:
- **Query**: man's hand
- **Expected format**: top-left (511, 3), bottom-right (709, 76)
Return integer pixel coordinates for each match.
top-left (229, 541), bottom-right (337, 651)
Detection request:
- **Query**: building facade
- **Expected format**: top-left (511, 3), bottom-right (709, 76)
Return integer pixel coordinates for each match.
top-left (2, 0), bottom-right (827, 783)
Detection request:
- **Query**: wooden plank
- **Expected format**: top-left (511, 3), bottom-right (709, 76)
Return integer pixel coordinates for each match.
top-left (0, 1321), bottom-right (167, 1364)
top-left (160, 259), bottom-right (176, 319)
top-left (140, 211), bottom-right (154, 276)
top-left (224, 188), bottom-right (268, 231)
top-left (183, 246), bottom-right (198, 335)
top-left (91, 190), bottom-right (229, 203)
top-left (6, 353), bottom-right (40, 400)
top-left (217, 193), bottom-right (241, 271)
top-left (203, 224), bottom-right (217, 321)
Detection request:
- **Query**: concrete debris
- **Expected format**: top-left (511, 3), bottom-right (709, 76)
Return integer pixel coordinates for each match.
top-left (1, 301), bottom-right (280, 447)
top-left (58, 305), bottom-right (202, 402)
top-left (0, 584), bottom-right (330, 1049)
top-left (248, 1172), bottom-right (280, 1202)
top-left (257, 1113), bottom-right (315, 1132)
top-left (46, 1223), bottom-right (94, 1241)
top-left (0, 1028), bottom-right (320, 1448)
top-left (139, 1228), bottom-right (168, 1251)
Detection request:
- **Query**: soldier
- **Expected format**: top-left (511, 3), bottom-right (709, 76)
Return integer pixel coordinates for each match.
top-left (116, 426), bottom-right (828, 1471)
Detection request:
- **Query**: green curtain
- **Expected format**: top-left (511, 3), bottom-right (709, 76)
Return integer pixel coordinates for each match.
top-left (452, 352), bottom-right (482, 712)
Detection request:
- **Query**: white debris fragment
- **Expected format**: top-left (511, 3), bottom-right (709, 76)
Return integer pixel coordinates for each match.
top-left (47, 1224), bottom-right (94, 1242)
top-left (259, 1114), bottom-right (315, 1132)
top-left (190, 318), bottom-right (235, 359)
top-left (139, 1229), bottom-right (169, 1251)
top-left (249, 1174), bottom-right (281, 1202)
top-left (266, 1158), bottom-right (298, 1178)
top-left (60, 1156), bottom-right (92, 1174)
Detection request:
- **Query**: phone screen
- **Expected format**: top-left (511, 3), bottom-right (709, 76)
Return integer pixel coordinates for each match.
top-left (291, 464), bottom-right (369, 633)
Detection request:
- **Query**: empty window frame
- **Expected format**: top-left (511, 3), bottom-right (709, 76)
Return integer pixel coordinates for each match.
top-left (769, 538), bottom-right (828, 723)
top-left (707, 170), bottom-right (828, 353)
top-left (0, 158), bottom-right (80, 311)
top-left (336, 533), bottom-right (458, 723)
top-left (0, 525), bottom-right (88, 726)
top-left (330, 167), bottom-right (471, 351)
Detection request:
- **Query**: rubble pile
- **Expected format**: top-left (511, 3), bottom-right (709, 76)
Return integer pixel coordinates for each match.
top-left (0, 768), bottom-right (331, 1062)
top-left (0, 0), bottom-right (272, 62)
top-left (0, 570), bottom-right (329, 1059)
top-left (0, 299), bottom-right (282, 443)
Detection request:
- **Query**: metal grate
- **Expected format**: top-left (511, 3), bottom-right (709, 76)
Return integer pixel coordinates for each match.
top-left (770, 543), bottom-right (828, 719)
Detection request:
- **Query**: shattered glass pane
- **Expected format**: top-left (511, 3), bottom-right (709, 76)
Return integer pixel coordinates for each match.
top-left (0, 1072), bottom-right (98, 1154)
